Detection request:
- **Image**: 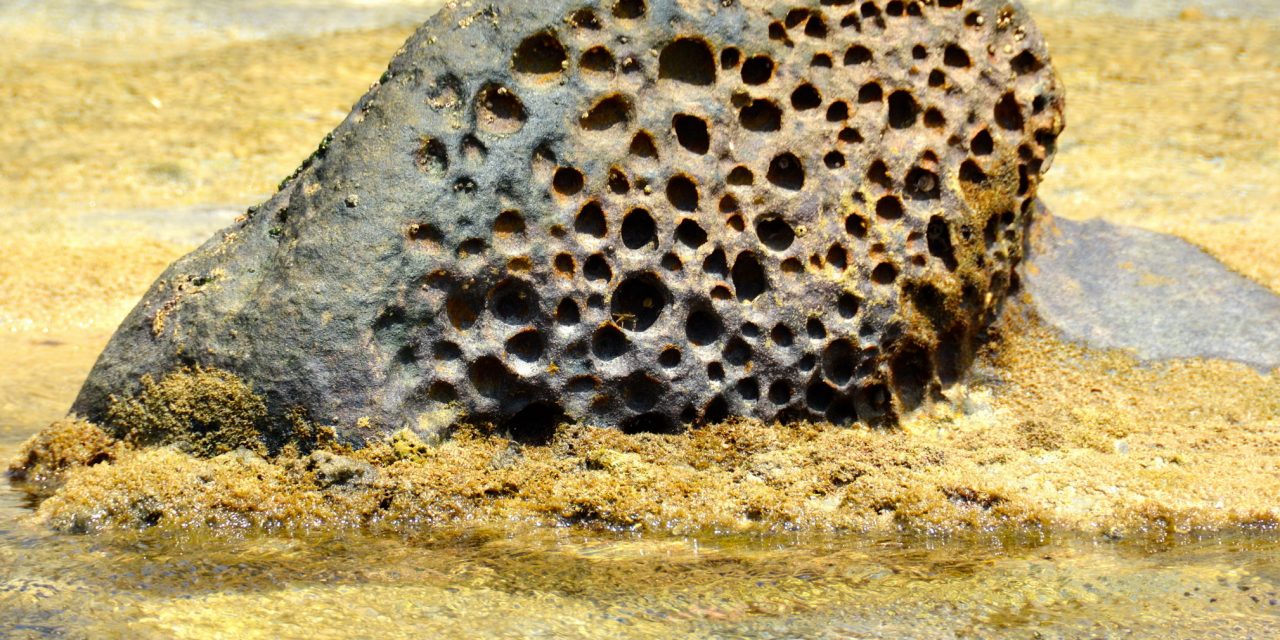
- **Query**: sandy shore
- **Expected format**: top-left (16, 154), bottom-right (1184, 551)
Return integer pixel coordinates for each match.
top-left (1, 2), bottom-right (1277, 534)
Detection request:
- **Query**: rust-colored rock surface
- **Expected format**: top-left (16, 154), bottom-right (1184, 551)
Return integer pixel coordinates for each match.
top-left (73, 0), bottom-right (1063, 446)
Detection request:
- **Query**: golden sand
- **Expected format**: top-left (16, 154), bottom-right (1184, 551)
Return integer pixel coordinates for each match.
top-left (3, 13), bottom-right (1278, 535)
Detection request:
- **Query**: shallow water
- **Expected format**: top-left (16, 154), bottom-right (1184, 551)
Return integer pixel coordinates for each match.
top-left (2, 456), bottom-right (1279, 638)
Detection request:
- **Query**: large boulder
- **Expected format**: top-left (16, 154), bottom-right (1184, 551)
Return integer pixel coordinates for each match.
top-left (73, 0), bottom-right (1064, 446)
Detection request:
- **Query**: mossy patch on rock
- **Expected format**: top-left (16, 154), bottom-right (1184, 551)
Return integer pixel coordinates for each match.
top-left (103, 367), bottom-right (271, 456)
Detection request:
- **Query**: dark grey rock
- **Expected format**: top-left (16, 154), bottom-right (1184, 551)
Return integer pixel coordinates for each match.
top-left (71, 0), bottom-right (1065, 446)
top-left (1025, 215), bottom-right (1280, 371)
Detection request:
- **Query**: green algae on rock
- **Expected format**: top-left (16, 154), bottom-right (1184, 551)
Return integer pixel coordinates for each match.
top-left (67, 0), bottom-right (1064, 445)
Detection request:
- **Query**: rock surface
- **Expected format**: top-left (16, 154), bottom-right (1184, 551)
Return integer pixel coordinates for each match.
top-left (1025, 215), bottom-right (1280, 371)
top-left (72, 0), bottom-right (1064, 446)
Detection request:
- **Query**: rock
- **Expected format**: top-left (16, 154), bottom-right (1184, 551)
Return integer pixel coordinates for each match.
top-left (306, 451), bottom-right (377, 489)
top-left (72, 0), bottom-right (1064, 446)
top-left (1025, 215), bottom-right (1280, 371)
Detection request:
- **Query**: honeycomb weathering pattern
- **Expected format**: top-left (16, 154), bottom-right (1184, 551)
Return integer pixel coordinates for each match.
top-left (72, 0), bottom-right (1065, 445)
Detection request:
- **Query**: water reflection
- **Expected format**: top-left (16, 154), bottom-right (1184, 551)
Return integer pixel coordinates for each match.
top-left (2, 464), bottom-right (1277, 638)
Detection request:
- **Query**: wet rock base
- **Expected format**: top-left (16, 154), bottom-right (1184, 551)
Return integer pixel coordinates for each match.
top-left (10, 311), bottom-right (1278, 537)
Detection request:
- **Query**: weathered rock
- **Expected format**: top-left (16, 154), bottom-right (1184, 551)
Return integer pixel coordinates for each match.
top-left (73, 0), bottom-right (1064, 446)
top-left (306, 451), bottom-right (378, 489)
top-left (1025, 214), bottom-right (1280, 371)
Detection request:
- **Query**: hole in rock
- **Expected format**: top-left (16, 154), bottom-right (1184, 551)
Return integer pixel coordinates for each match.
top-left (838, 292), bottom-right (860, 318)
top-left (845, 213), bottom-right (868, 238)
top-left (612, 0), bottom-right (645, 19)
top-left (905, 167), bottom-right (940, 200)
top-left (629, 131), bottom-right (659, 159)
top-left (673, 114), bottom-right (710, 154)
top-left (806, 382), bottom-right (836, 412)
top-left (584, 254), bottom-right (613, 281)
top-left (622, 208), bottom-right (658, 249)
top-left (622, 413), bottom-right (679, 435)
top-left (768, 380), bottom-right (793, 404)
top-left (859, 82), bottom-right (883, 103)
top-left (427, 381), bottom-right (458, 404)
top-left (554, 253), bottom-right (575, 277)
top-left (659, 38), bottom-right (716, 86)
top-left (827, 245), bottom-right (849, 271)
top-left (415, 137), bottom-right (448, 175)
top-left (845, 45), bottom-right (873, 65)
top-left (887, 90), bottom-right (919, 128)
top-left (592, 324), bottom-right (630, 360)
top-left (556, 298), bottom-right (581, 325)
top-left (891, 342), bottom-right (933, 411)
top-left (960, 159), bottom-right (988, 184)
top-left (493, 210), bottom-right (526, 238)
top-left (580, 95), bottom-right (632, 131)
top-left (771, 324), bottom-right (794, 347)
top-left (553, 167), bottom-right (584, 195)
top-left (504, 403), bottom-right (565, 446)
top-left (721, 47), bottom-right (741, 69)
top-left (872, 262), bottom-right (899, 284)
top-left (659, 347), bottom-right (683, 368)
top-left (944, 44), bottom-right (970, 68)
top-left (970, 130), bottom-right (994, 157)
top-left (824, 339), bottom-right (856, 386)
top-left (867, 159), bottom-right (892, 189)
top-left (475, 84), bottom-right (526, 134)
top-left (755, 215), bottom-right (796, 251)
top-left (446, 289), bottom-right (484, 330)
top-left (876, 195), bottom-right (904, 219)
top-left (666, 175), bottom-right (700, 211)
top-left (513, 32), bottom-right (567, 75)
top-left (611, 274), bottom-right (669, 332)
top-left (995, 92), bottom-right (1024, 130)
top-left (1011, 50), bottom-right (1043, 75)
top-left (825, 151), bottom-right (846, 168)
top-left (490, 280), bottom-right (538, 325)
top-left (738, 378), bottom-right (761, 401)
top-left (927, 215), bottom-right (959, 270)
top-left (741, 56), bottom-right (775, 84)
top-left (703, 248), bottom-right (728, 277)
top-left (686, 308), bottom-right (724, 346)
top-left (740, 99), bottom-right (783, 131)
top-left (470, 356), bottom-right (518, 399)
top-left (807, 318), bottom-right (827, 340)
top-left (791, 84), bottom-right (822, 110)
top-left (675, 219), bottom-right (708, 249)
top-left (506, 330), bottom-right (545, 362)
top-left (581, 47), bottom-right (616, 74)
top-left (924, 108), bottom-right (946, 128)
top-left (827, 101), bottom-right (849, 121)
top-left (723, 337), bottom-right (752, 366)
top-left (434, 341), bottom-right (462, 361)
top-left (620, 375), bottom-right (664, 415)
top-left (703, 396), bottom-right (730, 424)
top-left (608, 168), bottom-right (630, 194)
top-left (732, 252), bottom-right (769, 302)
top-left (767, 153), bottom-right (805, 190)
top-left (575, 201), bottom-right (607, 238)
